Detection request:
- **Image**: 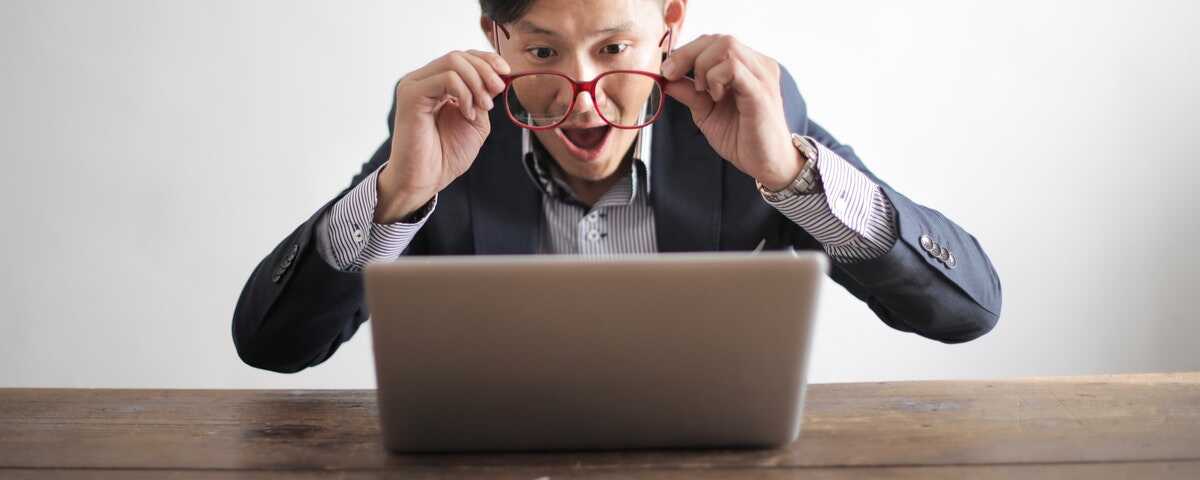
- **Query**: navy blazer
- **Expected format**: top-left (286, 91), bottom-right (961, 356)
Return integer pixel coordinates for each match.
top-left (233, 67), bottom-right (1003, 373)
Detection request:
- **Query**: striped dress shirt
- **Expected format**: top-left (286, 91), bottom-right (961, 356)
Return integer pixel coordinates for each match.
top-left (315, 126), bottom-right (900, 270)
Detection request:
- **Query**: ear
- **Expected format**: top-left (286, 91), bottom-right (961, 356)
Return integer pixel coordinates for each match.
top-left (664, 0), bottom-right (687, 48)
top-left (480, 16), bottom-right (497, 50)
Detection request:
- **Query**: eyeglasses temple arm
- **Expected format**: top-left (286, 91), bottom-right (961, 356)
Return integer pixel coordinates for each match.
top-left (491, 19), bottom-right (510, 54)
top-left (658, 29), bottom-right (672, 62)
top-left (657, 29), bottom-right (696, 82)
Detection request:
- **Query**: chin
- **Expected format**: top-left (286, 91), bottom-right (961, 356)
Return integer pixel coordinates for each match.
top-left (560, 154), bottom-right (621, 179)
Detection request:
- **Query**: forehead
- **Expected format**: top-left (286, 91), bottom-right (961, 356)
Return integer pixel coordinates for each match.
top-left (514, 0), bottom-right (662, 39)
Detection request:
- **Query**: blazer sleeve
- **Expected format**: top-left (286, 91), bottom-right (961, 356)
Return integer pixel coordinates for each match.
top-left (777, 65), bottom-right (1003, 343)
top-left (231, 89), bottom-right (415, 373)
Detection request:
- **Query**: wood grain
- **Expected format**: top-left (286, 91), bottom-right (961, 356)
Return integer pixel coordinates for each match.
top-left (1, 372), bottom-right (1197, 478)
top-left (3, 462), bottom-right (1200, 480)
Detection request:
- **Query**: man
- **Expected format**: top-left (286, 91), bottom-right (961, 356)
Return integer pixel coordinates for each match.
top-left (233, 0), bottom-right (1002, 373)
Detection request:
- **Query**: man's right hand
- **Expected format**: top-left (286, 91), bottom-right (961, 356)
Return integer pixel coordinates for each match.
top-left (375, 50), bottom-right (511, 224)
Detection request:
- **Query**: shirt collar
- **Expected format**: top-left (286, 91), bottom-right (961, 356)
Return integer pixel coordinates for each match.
top-left (520, 122), bottom-right (654, 204)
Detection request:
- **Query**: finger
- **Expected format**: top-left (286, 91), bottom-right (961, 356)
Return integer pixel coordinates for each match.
top-left (663, 78), bottom-right (714, 124)
top-left (406, 52), bottom-right (455, 83)
top-left (705, 59), bottom-right (734, 103)
top-left (407, 51), bottom-right (493, 86)
top-left (459, 51), bottom-right (507, 103)
top-left (660, 34), bottom-right (718, 81)
top-left (465, 49), bottom-right (512, 76)
top-left (412, 70), bottom-right (476, 120)
top-left (730, 43), bottom-right (773, 86)
top-left (444, 52), bottom-right (494, 112)
top-left (690, 38), bottom-right (728, 94)
top-left (706, 56), bottom-right (759, 104)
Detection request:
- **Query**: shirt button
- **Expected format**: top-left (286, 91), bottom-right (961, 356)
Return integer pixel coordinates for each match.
top-left (586, 230), bottom-right (601, 242)
top-left (352, 228), bottom-right (364, 243)
top-left (834, 193), bottom-right (847, 213)
top-left (587, 211), bottom-right (600, 223)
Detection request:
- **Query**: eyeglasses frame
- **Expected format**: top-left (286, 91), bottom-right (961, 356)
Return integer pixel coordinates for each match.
top-left (491, 20), bottom-right (675, 131)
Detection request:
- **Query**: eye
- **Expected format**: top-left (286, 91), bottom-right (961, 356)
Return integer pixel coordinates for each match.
top-left (526, 47), bottom-right (556, 60)
top-left (601, 43), bottom-right (630, 55)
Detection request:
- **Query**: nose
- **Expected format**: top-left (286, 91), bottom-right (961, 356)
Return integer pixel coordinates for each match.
top-left (562, 62), bottom-right (602, 121)
top-left (570, 90), bottom-right (597, 118)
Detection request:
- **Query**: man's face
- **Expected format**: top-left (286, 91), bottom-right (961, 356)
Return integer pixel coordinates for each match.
top-left (495, 0), bottom-right (668, 182)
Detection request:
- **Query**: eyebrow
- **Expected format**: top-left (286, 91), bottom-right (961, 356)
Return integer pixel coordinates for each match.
top-left (512, 19), bottom-right (635, 38)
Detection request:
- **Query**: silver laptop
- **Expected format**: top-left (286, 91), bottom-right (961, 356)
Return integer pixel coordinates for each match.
top-left (364, 251), bottom-right (828, 452)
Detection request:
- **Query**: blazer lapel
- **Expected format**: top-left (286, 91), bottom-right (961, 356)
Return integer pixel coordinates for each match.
top-left (651, 98), bottom-right (724, 252)
top-left (469, 107), bottom-right (541, 255)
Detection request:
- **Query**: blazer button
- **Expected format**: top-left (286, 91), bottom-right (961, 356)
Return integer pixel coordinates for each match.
top-left (937, 248), bottom-right (951, 262)
top-left (920, 235), bottom-right (934, 252)
top-left (945, 252), bottom-right (957, 269)
top-left (272, 273), bottom-right (283, 283)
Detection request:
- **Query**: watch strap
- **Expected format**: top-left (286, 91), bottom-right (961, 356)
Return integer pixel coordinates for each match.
top-left (758, 133), bottom-right (823, 202)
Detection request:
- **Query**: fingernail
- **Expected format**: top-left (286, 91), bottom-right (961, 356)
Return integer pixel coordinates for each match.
top-left (661, 59), bottom-right (675, 76)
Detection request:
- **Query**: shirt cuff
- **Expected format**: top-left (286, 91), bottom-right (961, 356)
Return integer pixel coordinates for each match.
top-left (315, 163), bottom-right (436, 272)
top-left (763, 140), bottom-right (899, 263)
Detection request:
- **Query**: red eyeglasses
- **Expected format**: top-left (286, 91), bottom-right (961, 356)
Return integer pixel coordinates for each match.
top-left (491, 20), bottom-right (674, 130)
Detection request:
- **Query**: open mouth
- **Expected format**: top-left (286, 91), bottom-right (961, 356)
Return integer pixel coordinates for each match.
top-left (556, 125), bottom-right (612, 161)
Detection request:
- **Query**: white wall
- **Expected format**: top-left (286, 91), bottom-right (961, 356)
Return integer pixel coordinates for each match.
top-left (1, 0), bottom-right (1197, 389)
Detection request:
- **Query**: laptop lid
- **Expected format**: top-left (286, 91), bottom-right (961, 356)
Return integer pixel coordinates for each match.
top-left (366, 251), bottom-right (828, 452)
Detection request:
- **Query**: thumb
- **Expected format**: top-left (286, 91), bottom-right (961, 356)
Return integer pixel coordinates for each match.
top-left (663, 79), bottom-right (713, 121)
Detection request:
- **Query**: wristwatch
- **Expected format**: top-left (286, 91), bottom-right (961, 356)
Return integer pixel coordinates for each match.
top-left (757, 133), bottom-right (822, 202)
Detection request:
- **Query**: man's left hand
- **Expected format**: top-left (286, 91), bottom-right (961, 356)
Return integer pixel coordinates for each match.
top-left (661, 34), bottom-right (803, 191)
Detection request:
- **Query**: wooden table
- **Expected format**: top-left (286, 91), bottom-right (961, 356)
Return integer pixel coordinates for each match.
top-left (2, 373), bottom-right (1198, 479)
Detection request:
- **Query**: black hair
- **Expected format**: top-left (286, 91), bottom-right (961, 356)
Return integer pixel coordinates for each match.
top-left (478, 0), bottom-right (536, 24)
top-left (479, 0), bottom-right (665, 24)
